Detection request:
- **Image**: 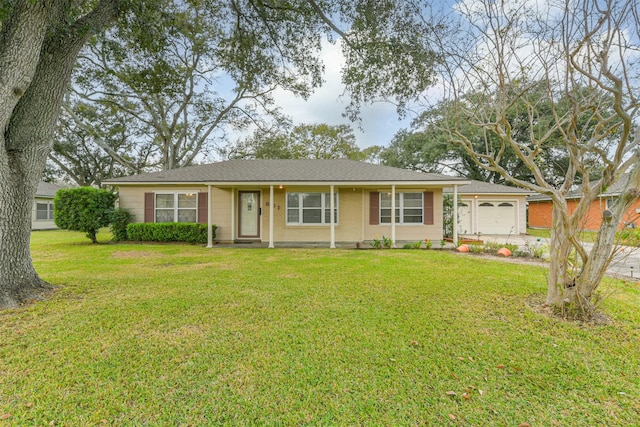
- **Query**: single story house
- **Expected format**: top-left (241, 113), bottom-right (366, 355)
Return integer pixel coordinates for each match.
top-left (32, 181), bottom-right (63, 230)
top-left (104, 159), bottom-right (471, 247)
top-left (528, 173), bottom-right (640, 231)
top-left (444, 180), bottom-right (533, 235)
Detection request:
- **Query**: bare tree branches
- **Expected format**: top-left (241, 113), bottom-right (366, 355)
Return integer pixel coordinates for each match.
top-left (429, 0), bottom-right (640, 314)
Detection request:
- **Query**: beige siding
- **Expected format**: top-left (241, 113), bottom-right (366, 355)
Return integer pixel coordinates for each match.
top-left (31, 197), bottom-right (57, 230)
top-left (117, 185), bottom-right (448, 244)
top-left (117, 185), bottom-right (233, 241)
top-left (363, 188), bottom-right (444, 244)
top-left (261, 187), bottom-right (363, 243)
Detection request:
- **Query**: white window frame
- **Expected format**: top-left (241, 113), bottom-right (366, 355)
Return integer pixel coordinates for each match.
top-left (380, 192), bottom-right (423, 224)
top-left (35, 201), bottom-right (54, 221)
top-left (606, 197), bottom-right (616, 210)
top-left (155, 192), bottom-right (198, 223)
top-left (286, 192), bottom-right (339, 225)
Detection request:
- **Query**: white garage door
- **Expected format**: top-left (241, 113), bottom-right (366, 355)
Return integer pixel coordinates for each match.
top-left (477, 201), bottom-right (517, 234)
top-left (457, 202), bottom-right (472, 235)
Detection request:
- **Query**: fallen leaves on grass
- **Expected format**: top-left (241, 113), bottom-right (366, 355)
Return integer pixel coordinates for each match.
top-left (0, 413), bottom-right (10, 420)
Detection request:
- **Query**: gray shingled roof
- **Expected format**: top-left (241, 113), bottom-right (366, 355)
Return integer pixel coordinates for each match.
top-left (528, 173), bottom-right (636, 201)
top-left (103, 159), bottom-right (469, 184)
top-left (36, 181), bottom-right (64, 198)
top-left (443, 180), bottom-right (533, 195)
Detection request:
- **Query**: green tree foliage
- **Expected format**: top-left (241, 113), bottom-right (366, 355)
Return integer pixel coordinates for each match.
top-left (110, 208), bottom-right (133, 242)
top-left (51, 102), bottom-right (143, 186)
top-left (54, 187), bottom-right (117, 244)
top-left (223, 123), bottom-right (366, 160)
top-left (53, 0), bottom-right (441, 182)
top-left (382, 83), bottom-right (609, 186)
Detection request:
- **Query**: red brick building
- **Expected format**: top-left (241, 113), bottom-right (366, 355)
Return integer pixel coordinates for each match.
top-left (528, 174), bottom-right (640, 231)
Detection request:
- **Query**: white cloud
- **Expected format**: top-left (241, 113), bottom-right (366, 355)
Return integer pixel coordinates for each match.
top-left (272, 41), bottom-right (410, 149)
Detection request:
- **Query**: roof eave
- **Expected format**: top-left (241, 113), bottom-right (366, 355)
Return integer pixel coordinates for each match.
top-left (104, 179), bottom-right (471, 187)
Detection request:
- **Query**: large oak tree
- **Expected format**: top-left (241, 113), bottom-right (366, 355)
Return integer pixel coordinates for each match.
top-left (222, 123), bottom-right (366, 160)
top-left (0, 0), bottom-right (441, 308)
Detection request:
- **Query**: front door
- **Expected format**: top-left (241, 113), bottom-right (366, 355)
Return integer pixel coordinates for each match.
top-left (238, 191), bottom-right (260, 238)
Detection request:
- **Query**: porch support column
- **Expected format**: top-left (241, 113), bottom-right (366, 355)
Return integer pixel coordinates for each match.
top-left (207, 184), bottom-right (213, 248)
top-left (269, 185), bottom-right (275, 248)
top-left (453, 184), bottom-right (459, 246)
top-left (391, 184), bottom-right (396, 247)
top-left (230, 190), bottom-right (235, 242)
top-left (330, 184), bottom-right (336, 248)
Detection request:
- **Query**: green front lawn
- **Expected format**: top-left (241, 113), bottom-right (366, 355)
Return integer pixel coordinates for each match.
top-left (527, 227), bottom-right (600, 243)
top-left (1, 230), bottom-right (639, 425)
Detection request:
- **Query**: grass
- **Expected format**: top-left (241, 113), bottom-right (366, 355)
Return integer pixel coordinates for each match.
top-left (1, 230), bottom-right (639, 425)
top-left (527, 227), bottom-right (600, 243)
top-left (527, 227), bottom-right (640, 247)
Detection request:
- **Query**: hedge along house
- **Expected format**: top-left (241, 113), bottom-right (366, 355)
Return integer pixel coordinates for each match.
top-left (528, 173), bottom-right (640, 231)
top-left (443, 180), bottom-right (533, 236)
top-left (103, 159), bottom-right (470, 248)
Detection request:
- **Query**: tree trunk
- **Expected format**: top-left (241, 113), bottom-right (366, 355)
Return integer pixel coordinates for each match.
top-left (546, 203), bottom-right (575, 306)
top-left (0, 167), bottom-right (54, 308)
top-left (0, 0), bottom-right (120, 309)
top-left (546, 172), bottom-right (640, 315)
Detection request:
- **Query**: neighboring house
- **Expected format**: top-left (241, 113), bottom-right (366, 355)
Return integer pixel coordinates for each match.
top-left (444, 180), bottom-right (533, 235)
top-left (32, 181), bottom-right (63, 230)
top-left (528, 173), bottom-right (640, 231)
top-left (103, 159), bottom-right (470, 247)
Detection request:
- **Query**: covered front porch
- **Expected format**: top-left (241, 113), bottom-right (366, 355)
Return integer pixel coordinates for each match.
top-left (204, 183), bottom-right (464, 249)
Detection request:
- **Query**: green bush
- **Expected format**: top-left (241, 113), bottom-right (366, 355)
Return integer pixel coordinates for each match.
top-left (482, 241), bottom-right (519, 255)
top-left (54, 187), bottom-right (117, 243)
top-left (110, 208), bottom-right (133, 241)
top-left (617, 228), bottom-right (640, 247)
top-left (126, 223), bottom-right (217, 244)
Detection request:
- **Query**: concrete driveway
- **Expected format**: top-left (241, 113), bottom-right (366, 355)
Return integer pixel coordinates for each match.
top-left (476, 234), bottom-right (640, 281)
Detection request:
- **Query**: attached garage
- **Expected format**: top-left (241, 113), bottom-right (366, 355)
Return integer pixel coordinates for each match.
top-left (458, 201), bottom-right (472, 234)
top-left (477, 201), bottom-right (517, 234)
top-left (446, 181), bottom-right (533, 235)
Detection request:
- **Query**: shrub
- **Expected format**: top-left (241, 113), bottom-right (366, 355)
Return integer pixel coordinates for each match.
top-left (110, 209), bottom-right (134, 241)
top-left (481, 241), bottom-right (518, 254)
top-left (126, 223), bottom-right (216, 244)
top-left (54, 187), bottom-right (117, 243)
top-left (617, 228), bottom-right (640, 247)
top-left (370, 235), bottom-right (393, 249)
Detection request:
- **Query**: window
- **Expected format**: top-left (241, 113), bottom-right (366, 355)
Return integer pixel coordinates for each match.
top-left (606, 198), bottom-right (616, 209)
top-left (380, 192), bottom-right (423, 224)
top-left (155, 193), bottom-right (197, 223)
top-left (36, 202), bottom-right (54, 220)
top-left (498, 202), bottom-right (514, 207)
top-left (286, 192), bottom-right (338, 225)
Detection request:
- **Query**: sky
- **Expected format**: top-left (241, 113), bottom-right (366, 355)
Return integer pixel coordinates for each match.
top-left (270, 42), bottom-right (413, 150)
